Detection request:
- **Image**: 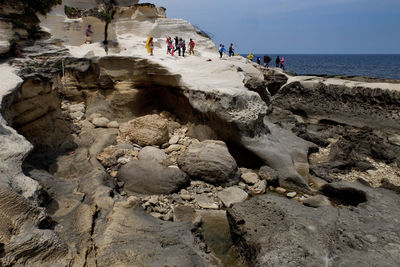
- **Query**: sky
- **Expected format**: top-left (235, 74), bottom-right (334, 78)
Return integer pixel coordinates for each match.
top-left (149, 0), bottom-right (400, 54)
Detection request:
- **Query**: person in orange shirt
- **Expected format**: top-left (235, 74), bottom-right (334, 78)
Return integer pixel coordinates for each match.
top-left (189, 39), bottom-right (195, 55)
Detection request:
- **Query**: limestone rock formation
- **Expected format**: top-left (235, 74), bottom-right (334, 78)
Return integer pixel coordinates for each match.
top-left (177, 140), bottom-right (240, 185)
top-left (118, 160), bottom-right (190, 195)
top-left (0, 0), bottom-right (399, 265)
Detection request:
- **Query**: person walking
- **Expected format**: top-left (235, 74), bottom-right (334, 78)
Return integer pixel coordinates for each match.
top-left (228, 43), bottom-right (234, 57)
top-left (85, 24), bottom-right (93, 44)
top-left (145, 36), bottom-right (154, 56)
top-left (280, 57), bottom-right (285, 70)
top-left (219, 44), bottom-right (227, 58)
top-left (275, 56), bottom-right (280, 67)
top-left (189, 39), bottom-right (195, 55)
top-left (174, 36), bottom-right (179, 48)
top-left (166, 37), bottom-right (172, 55)
top-left (174, 38), bottom-right (182, 56)
top-left (263, 55), bottom-right (271, 68)
top-left (182, 39), bottom-right (186, 57)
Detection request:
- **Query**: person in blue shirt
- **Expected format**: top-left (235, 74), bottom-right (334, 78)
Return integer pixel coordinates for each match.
top-left (219, 44), bottom-right (227, 58)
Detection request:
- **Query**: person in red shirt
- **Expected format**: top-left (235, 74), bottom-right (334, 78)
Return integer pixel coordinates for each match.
top-left (189, 39), bottom-right (195, 55)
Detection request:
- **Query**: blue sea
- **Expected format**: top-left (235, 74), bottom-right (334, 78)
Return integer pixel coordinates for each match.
top-left (244, 54), bottom-right (400, 80)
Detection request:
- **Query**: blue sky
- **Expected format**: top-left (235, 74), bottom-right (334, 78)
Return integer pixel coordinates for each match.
top-left (150, 0), bottom-right (400, 54)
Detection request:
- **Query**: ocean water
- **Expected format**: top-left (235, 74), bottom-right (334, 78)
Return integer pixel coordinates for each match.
top-left (244, 54), bottom-right (400, 80)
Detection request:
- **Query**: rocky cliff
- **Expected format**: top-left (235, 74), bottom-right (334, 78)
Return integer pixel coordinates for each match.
top-left (0, 1), bottom-right (399, 266)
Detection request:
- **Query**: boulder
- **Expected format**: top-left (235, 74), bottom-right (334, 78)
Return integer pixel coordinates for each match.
top-left (137, 146), bottom-right (167, 164)
top-left (241, 172), bottom-right (259, 184)
top-left (195, 194), bottom-right (219, 209)
top-left (258, 165), bottom-right (279, 187)
top-left (218, 187), bottom-right (248, 208)
top-left (107, 121), bottom-right (119, 128)
top-left (118, 160), bottom-right (190, 194)
top-left (177, 140), bottom-right (239, 185)
top-left (129, 115), bottom-right (169, 146)
top-left (249, 180), bottom-right (267, 195)
top-left (92, 117), bottom-right (110, 128)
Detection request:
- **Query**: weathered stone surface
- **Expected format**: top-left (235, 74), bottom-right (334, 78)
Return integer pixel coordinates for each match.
top-left (94, 198), bottom-right (213, 266)
top-left (118, 160), bottom-right (190, 194)
top-left (388, 134), bottom-right (400, 146)
top-left (173, 205), bottom-right (196, 223)
top-left (258, 165), bottom-right (279, 186)
top-left (303, 195), bottom-right (331, 208)
top-left (195, 194), bottom-right (219, 209)
top-left (0, 20), bottom-right (13, 55)
top-left (241, 172), bottom-right (259, 184)
top-left (92, 117), bottom-right (110, 128)
top-left (137, 146), bottom-right (167, 164)
top-left (218, 187), bottom-right (248, 208)
top-left (129, 115), bottom-right (169, 146)
top-left (227, 182), bottom-right (400, 266)
top-left (177, 140), bottom-right (239, 185)
top-left (249, 180), bottom-right (267, 195)
top-left (107, 121), bottom-right (119, 128)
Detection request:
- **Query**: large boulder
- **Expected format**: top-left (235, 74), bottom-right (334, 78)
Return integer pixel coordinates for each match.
top-left (177, 140), bottom-right (239, 185)
top-left (227, 182), bottom-right (400, 266)
top-left (137, 146), bottom-right (166, 164)
top-left (118, 160), bottom-right (190, 194)
top-left (128, 115), bottom-right (169, 146)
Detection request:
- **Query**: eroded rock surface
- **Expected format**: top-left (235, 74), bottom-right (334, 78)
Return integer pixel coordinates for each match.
top-left (228, 183), bottom-right (400, 266)
top-left (118, 160), bottom-right (190, 195)
top-left (178, 140), bottom-right (240, 185)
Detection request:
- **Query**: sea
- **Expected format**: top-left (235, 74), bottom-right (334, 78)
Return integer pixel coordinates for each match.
top-left (243, 54), bottom-right (400, 80)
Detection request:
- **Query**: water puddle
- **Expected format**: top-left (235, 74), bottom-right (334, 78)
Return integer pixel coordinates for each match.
top-left (199, 210), bottom-right (249, 267)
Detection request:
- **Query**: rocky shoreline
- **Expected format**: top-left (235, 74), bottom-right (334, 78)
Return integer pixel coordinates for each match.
top-left (0, 0), bottom-right (399, 266)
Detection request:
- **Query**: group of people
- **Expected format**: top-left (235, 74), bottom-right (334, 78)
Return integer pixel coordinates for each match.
top-left (219, 43), bottom-right (286, 69)
top-left (218, 43), bottom-right (235, 58)
top-left (84, 25), bottom-right (286, 69)
top-left (165, 36), bottom-right (195, 57)
top-left (145, 36), bottom-right (196, 57)
top-left (257, 55), bottom-right (285, 69)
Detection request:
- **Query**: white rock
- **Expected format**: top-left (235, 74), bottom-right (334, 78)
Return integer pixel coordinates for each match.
top-left (276, 187), bottom-right (287, 194)
top-left (92, 117), bottom-right (110, 127)
top-left (70, 111), bottom-right (84, 120)
top-left (168, 165), bottom-right (180, 169)
top-left (164, 144), bottom-right (183, 153)
top-left (169, 135), bottom-right (180, 145)
top-left (249, 180), bottom-right (267, 195)
top-left (286, 192), bottom-right (297, 198)
top-left (117, 157), bottom-right (131, 164)
top-left (218, 187), bottom-right (248, 208)
top-left (107, 121), bottom-right (119, 128)
top-left (195, 194), bottom-right (219, 209)
top-left (241, 172), bottom-right (259, 184)
top-left (388, 134), bottom-right (400, 146)
top-left (88, 113), bottom-right (103, 122)
top-left (68, 103), bottom-right (85, 113)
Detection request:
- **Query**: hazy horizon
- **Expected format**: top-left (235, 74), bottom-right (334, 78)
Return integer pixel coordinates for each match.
top-left (150, 0), bottom-right (400, 54)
